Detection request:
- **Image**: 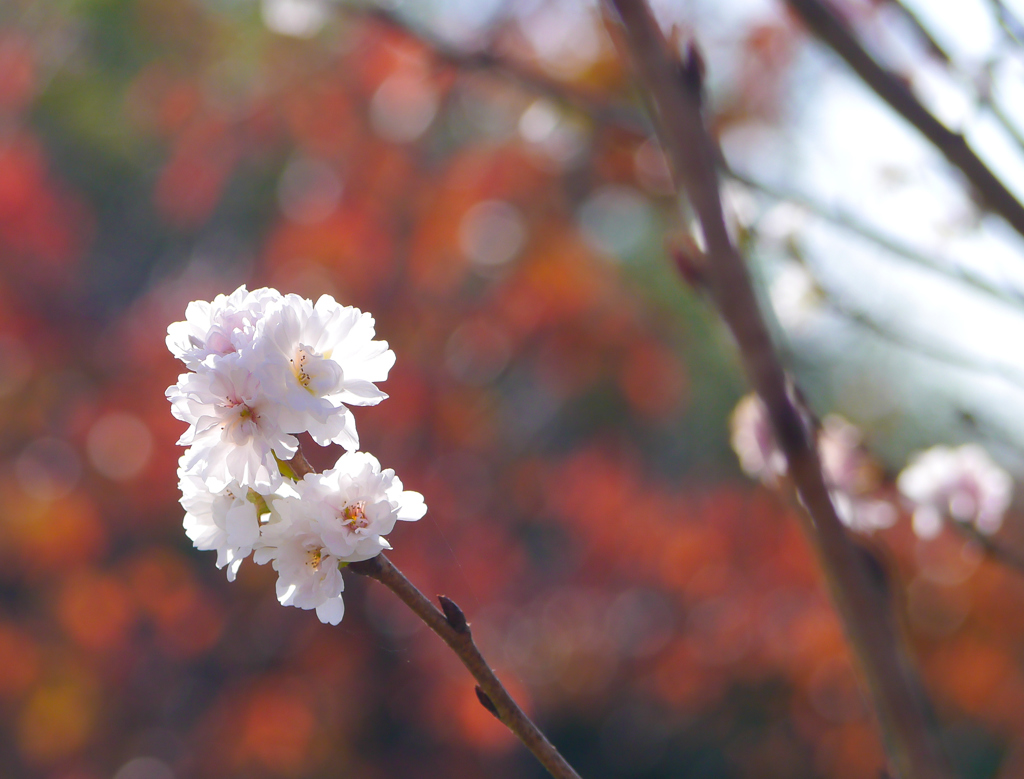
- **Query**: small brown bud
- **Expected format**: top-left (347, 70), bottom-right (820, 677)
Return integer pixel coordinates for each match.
top-left (438, 595), bottom-right (469, 634)
top-left (475, 686), bottom-right (500, 719)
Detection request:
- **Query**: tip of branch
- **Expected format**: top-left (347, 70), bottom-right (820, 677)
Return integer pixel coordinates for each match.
top-left (438, 595), bottom-right (470, 634)
top-left (475, 686), bottom-right (500, 719)
top-left (680, 40), bottom-right (705, 101)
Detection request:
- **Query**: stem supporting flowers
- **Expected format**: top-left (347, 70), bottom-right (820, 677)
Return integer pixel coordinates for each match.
top-left (348, 554), bottom-right (583, 779)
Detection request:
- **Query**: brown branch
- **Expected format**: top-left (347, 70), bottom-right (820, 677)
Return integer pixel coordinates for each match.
top-left (784, 0), bottom-right (1024, 243)
top-left (882, 0), bottom-right (951, 64)
top-left (348, 554), bottom-right (582, 779)
top-left (887, 0), bottom-right (1024, 171)
top-left (285, 440), bottom-right (581, 779)
top-left (279, 448), bottom-right (315, 479)
top-left (603, 2), bottom-right (953, 778)
top-left (356, 2), bottom-right (1024, 313)
top-left (359, 6), bottom-right (649, 135)
top-left (986, 0), bottom-right (1024, 49)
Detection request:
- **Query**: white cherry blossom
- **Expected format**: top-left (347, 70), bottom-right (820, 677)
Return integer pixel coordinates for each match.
top-left (179, 463), bottom-right (264, 581)
top-left (730, 394), bottom-right (787, 486)
top-left (168, 353), bottom-right (297, 491)
top-left (898, 444), bottom-right (1012, 538)
top-left (255, 294), bottom-right (395, 450)
top-left (167, 286), bottom-right (420, 626)
top-left (274, 451), bottom-right (427, 563)
top-left (167, 285), bottom-right (282, 369)
top-left (253, 514), bottom-right (347, 625)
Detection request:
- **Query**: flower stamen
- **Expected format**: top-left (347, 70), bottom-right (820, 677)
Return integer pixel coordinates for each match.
top-left (342, 501), bottom-right (369, 530)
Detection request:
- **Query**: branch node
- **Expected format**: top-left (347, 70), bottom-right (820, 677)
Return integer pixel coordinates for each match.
top-left (438, 595), bottom-right (470, 634)
top-left (475, 686), bottom-right (501, 719)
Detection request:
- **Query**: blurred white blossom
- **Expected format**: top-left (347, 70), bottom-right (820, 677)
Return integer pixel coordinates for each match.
top-left (898, 444), bottom-right (1012, 538)
top-left (818, 416), bottom-right (897, 533)
top-left (730, 394), bottom-right (788, 486)
top-left (730, 395), bottom-right (896, 533)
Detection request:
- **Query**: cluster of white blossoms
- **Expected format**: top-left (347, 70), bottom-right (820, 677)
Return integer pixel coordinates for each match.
top-left (167, 286), bottom-right (426, 624)
top-left (729, 393), bottom-right (1013, 537)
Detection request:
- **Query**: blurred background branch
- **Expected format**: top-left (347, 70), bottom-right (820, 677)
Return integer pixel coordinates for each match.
top-left (785, 0), bottom-right (1024, 241)
top-left (603, 1), bottom-right (952, 777)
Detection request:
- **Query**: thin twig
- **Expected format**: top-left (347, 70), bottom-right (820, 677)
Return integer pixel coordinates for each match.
top-left (730, 169), bottom-right (1024, 308)
top-left (785, 0), bottom-right (1024, 243)
top-left (348, 554), bottom-right (582, 779)
top-left (986, 0), bottom-right (1024, 50)
top-left (357, 6), bottom-right (649, 134)
top-left (882, 0), bottom-right (950, 64)
top-left (888, 0), bottom-right (1024, 166)
top-left (603, 2), bottom-right (953, 778)
top-left (286, 447), bottom-right (580, 779)
top-left (795, 258), bottom-right (1024, 387)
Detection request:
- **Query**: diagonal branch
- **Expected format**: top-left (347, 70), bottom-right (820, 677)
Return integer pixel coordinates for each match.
top-left (887, 0), bottom-right (1024, 167)
top-left (796, 257), bottom-right (1024, 386)
top-left (603, 2), bottom-right (953, 778)
top-left (348, 554), bottom-right (582, 779)
top-left (784, 0), bottom-right (1024, 242)
top-left (286, 448), bottom-right (581, 779)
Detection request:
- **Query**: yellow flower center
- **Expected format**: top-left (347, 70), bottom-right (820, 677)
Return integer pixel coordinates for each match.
top-left (307, 548), bottom-right (323, 572)
top-left (291, 347), bottom-right (315, 392)
top-left (343, 501), bottom-right (369, 530)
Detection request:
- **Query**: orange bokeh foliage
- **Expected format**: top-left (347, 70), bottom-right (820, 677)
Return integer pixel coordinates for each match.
top-left (3, 492), bottom-right (107, 579)
top-left (56, 569), bottom-right (136, 653)
top-left (0, 623), bottom-right (41, 700)
top-left (425, 673), bottom-right (520, 752)
top-left (154, 118), bottom-right (239, 229)
top-left (618, 338), bottom-right (689, 419)
top-left (233, 681), bottom-right (321, 775)
top-left (1, 3), bottom-right (1022, 777)
top-left (264, 200), bottom-right (396, 299)
top-left (17, 671), bottom-right (99, 767)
